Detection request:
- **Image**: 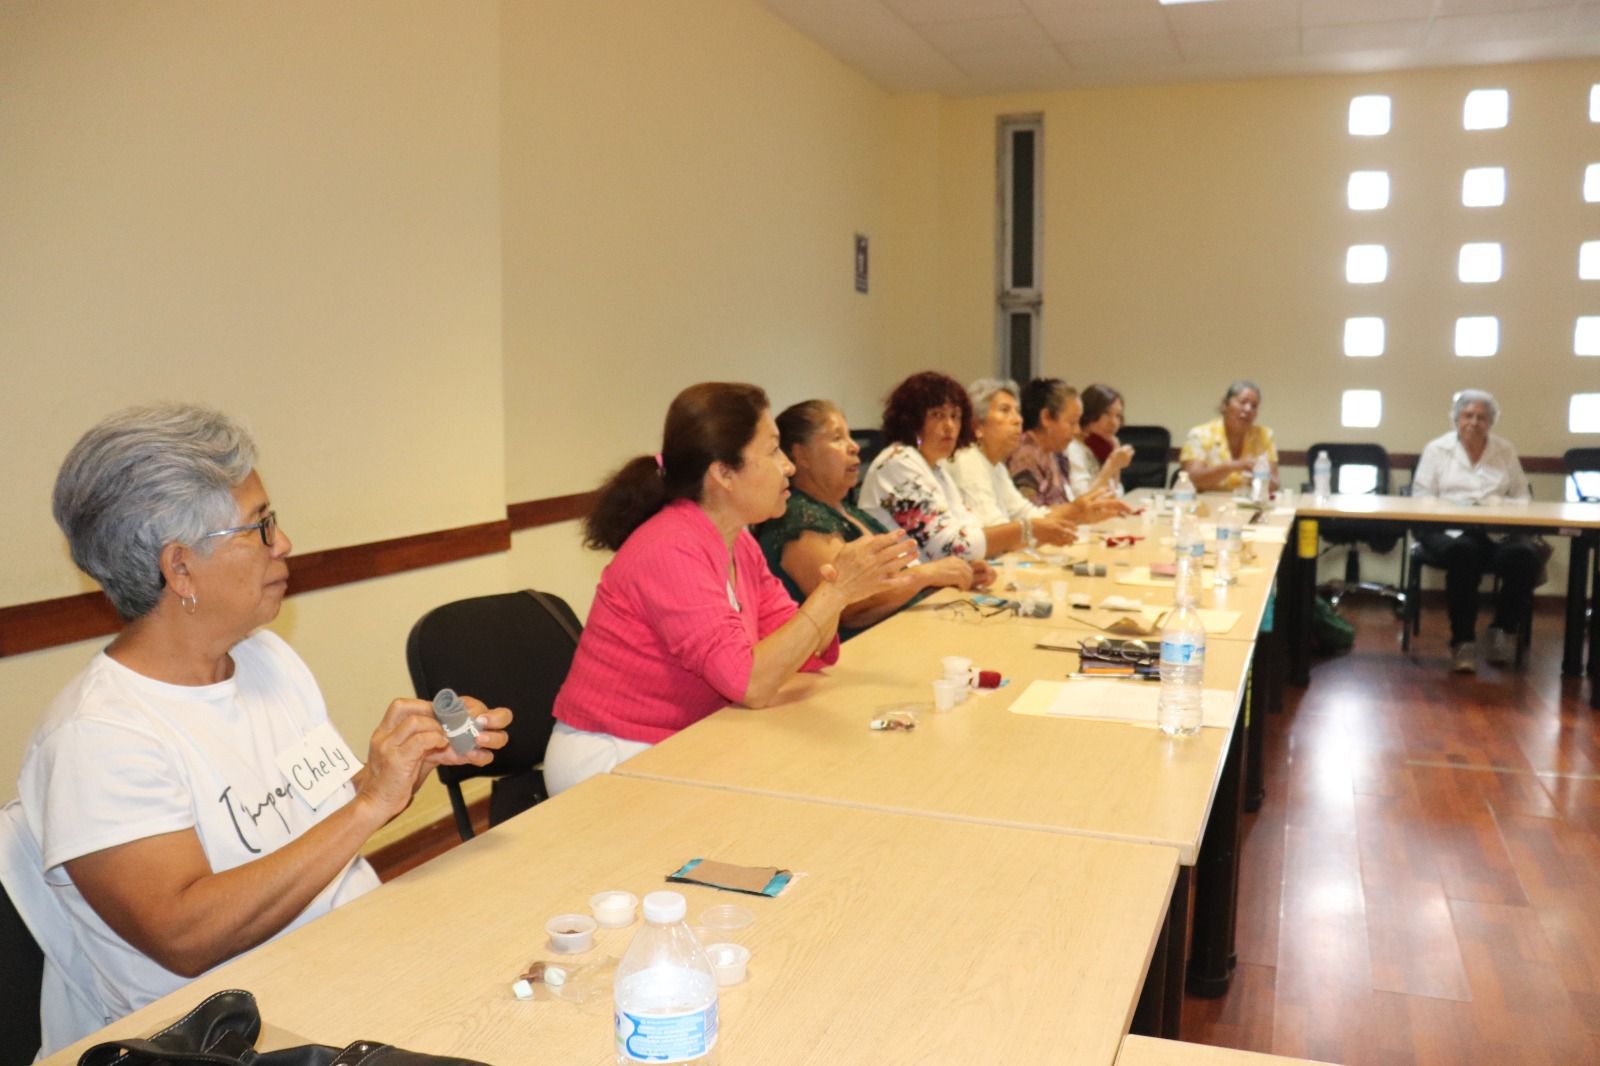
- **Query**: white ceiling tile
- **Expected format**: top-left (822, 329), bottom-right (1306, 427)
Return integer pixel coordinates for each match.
top-left (758, 0), bottom-right (970, 92)
top-left (754, 0), bottom-right (1600, 95)
top-left (1434, 0), bottom-right (1571, 15)
top-left (1161, 0), bottom-right (1300, 35)
top-left (1025, 0), bottom-right (1172, 42)
top-left (1303, 19), bottom-right (1430, 54)
top-left (947, 42), bottom-right (1074, 89)
top-left (883, 0), bottom-right (1029, 25)
top-left (1301, 0), bottom-right (1435, 28)
top-left (1427, 7), bottom-right (1576, 45)
top-left (917, 14), bottom-right (1052, 55)
top-left (1178, 28), bottom-right (1301, 62)
top-left (1059, 35), bottom-right (1184, 67)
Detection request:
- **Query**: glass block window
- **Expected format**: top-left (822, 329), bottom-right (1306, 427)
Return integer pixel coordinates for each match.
top-left (1347, 171), bottom-right (1390, 211)
top-left (1341, 390), bottom-right (1382, 428)
top-left (1343, 317), bottom-right (1384, 357)
top-left (1458, 242), bottom-right (1503, 284)
top-left (1349, 95), bottom-right (1391, 136)
top-left (1461, 167), bottom-right (1505, 207)
top-left (1570, 393), bottom-right (1600, 432)
top-left (1582, 241), bottom-right (1600, 281)
top-left (1463, 89), bottom-right (1509, 130)
top-left (1346, 245), bottom-right (1388, 284)
top-left (1454, 316), bottom-right (1499, 357)
top-left (1576, 317), bottom-right (1600, 357)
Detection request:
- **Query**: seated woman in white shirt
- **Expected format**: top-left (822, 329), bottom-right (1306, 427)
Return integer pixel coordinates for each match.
top-left (1410, 388), bottom-right (1539, 673)
top-left (1065, 383), bottom-right (1136, 499)
top-left (16, 403), bottom-right (512, 1053)
top-left (949, 378), bottom-right (1127, 532)
top-left (859, 372), bottom-right (1075, 561)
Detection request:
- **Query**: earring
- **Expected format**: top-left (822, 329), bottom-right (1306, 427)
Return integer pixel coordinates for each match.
top-left (180, 594), bottom-right (199, 615)
top-left (915, 435), bottom-right (923, 449)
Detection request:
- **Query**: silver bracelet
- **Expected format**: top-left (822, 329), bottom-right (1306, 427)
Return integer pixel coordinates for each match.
top-left (1019, 514), bottom-right (1037, 548)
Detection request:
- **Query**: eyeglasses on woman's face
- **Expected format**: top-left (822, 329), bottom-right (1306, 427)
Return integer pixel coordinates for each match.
top-left (202, 510), bottom-right (278, 547)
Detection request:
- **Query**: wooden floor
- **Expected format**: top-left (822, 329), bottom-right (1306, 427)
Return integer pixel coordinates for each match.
top-left (1183, 597), bottom-right (1600, 1065)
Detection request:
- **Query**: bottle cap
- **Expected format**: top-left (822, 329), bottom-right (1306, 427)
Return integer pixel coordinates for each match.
top-left (642, 890), bottom-right (687, 924)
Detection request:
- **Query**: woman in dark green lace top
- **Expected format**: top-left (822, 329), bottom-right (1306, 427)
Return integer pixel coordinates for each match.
top-left (756, 400), bottom-right (991, 636)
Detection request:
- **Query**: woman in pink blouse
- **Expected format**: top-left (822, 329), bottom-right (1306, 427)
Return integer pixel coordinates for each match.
top-left (544, 383), bottom-right (911, 794)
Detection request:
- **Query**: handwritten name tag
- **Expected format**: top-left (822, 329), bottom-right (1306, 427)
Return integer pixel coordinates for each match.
top-left (275, 722), bottom-right (362, 811)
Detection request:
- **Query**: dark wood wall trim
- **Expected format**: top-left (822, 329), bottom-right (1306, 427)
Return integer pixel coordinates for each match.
top-left (4, 457), bottom-right (1582, 660)
top-left (0, 519), bottom-right (512, 659)
top-left (507, 491), bottom-right (598, 531)
top-left (1180, 449), bottom-right (1567, 476)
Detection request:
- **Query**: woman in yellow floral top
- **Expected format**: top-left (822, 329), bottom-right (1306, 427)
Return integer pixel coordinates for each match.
top-left (1179, 380), bottom-right (1279, 492)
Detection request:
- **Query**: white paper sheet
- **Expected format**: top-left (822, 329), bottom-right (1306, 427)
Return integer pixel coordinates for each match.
top-left (1008, 679), bottom-right (1237, 729)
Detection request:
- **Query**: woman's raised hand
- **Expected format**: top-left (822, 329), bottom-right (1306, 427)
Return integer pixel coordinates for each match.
top-left (821, 530), bottom-right (915, 602)
top-left (359, 696), bottom-right (512, 821)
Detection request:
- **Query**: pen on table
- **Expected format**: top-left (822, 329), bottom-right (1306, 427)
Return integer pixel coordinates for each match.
top-left (1064, 671), bottom-right (1160, 682)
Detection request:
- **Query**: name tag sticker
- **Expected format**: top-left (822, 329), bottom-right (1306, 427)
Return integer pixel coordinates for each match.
top-left (275, 722), bottom-right (363, 811)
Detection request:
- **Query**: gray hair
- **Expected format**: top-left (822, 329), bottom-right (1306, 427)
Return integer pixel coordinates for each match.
top-left (967, 377), bottom-right (1020, 423)
top-left (53, 403), bottom-right (258, 621)
top-left (1451, 388), bottom-right (1499, 426)
top-left (1220, 380), bottom-right (1262, 412)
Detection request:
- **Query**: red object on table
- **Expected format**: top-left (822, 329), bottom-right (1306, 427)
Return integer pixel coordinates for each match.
top-left (977, 669), bottom-right (1002, 689)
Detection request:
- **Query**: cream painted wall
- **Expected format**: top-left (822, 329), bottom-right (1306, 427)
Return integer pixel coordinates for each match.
top-left (499, 0), bottom-right (922, 505)
top-left (929, 60), bottom-right (1600, 462)
top-left (0, 1), bottom-right (505, 820)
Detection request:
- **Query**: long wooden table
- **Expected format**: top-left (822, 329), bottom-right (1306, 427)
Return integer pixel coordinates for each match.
top-left (616, 608), bottom-right (1259, 1034)
top-left (42, 775), bottom-right (1180, 1066)
top-left (1119, 1036), bottom-right (1335, 1066)
top-left (1284, 494), bottom-right (1600, 698)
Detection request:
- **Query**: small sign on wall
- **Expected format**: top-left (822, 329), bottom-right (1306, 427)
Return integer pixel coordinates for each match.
top-left (854, 233), bottom-right (869, 294)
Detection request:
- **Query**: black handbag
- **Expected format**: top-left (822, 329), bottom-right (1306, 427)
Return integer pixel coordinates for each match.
top-left (77, 990), bottom-right (496, 1066)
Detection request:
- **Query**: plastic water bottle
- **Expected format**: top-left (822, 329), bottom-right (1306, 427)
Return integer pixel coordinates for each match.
top-left (1213, 504), bottom-right (1239, 587)
top-left (1249, 454), bottom-right (1270, 504)
top-left (615, 891), bottom-right (719, 1065)
top-left (1312, 450), bottom-right (1332, 499)
top-left (1175, 513), bottom-right (1205, 606)
top-left (1171, 470), bottom-right (1196, 534)
top-left (1158, 601), bottom-right (1206, 736)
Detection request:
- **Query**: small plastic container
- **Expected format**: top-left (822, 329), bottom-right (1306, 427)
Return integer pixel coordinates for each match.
top-left (698, 903), bottom-right (755, 937)
top-left (705, 942), bottom-right (751, 986)
top-left (545, 913), bottom-right (597, 954)
top-left (589, 890), bottom-right (639, 928)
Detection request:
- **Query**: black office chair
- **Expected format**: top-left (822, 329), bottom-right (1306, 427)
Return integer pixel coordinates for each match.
top-left (0, 876), bottom-right (45, 1065)
top-left (1563, 447), bottom-right (1600, 502)
top-left (405, 589), bottom-right (582, 840)
top-left (1400, 487), bottom-right (1531, 666)
top-left (1118, 425), bottom-right (1171, 492)
top-left (1304, 443), bottom-right (1404, 610)
top-left (848, 428), bottom-right (886, 507)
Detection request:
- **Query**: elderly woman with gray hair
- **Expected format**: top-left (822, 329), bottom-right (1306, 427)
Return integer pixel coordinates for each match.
top-left (1411, 388), bottom-right (1537, 673)
top-left (948, 378), bottom-right (1124, 536)
top-left (13, 403), bottom-right (510, 1051)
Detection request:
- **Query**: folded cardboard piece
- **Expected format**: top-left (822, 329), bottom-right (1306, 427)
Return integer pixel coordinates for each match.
top-left (667, 857), bottom-right (793, 897)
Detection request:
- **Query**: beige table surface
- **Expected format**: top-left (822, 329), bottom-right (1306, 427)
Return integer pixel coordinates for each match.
top-left (43, 775), bottom-right (1179, 1066)
top-left (617, 609), bottom-right (1253, 865)
top-left (1290, 492), bottom-right (1600, 528)
top-left (1118, 1035), bottom-right (1337, 1066)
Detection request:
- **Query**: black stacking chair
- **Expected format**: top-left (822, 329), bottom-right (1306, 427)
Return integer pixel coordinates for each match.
top-left (1118, 425), bottom-right (1171, 492)
top-left (0, 873), bottom-right (44, 1064)
top-left (848, 428), bottom-right (886, 506)
top-left (405, 589), bottom-right (582, 840)
top-left (1305, 443), bottom-right (1403, 610)
top-left (1563, 447), bottom-right (1600, 502)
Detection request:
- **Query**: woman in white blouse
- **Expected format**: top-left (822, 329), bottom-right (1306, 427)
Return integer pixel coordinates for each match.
top-left (1411, 389), bottom-right (1539, 673)
top-left (859, 372), bottom-right (1074, 561)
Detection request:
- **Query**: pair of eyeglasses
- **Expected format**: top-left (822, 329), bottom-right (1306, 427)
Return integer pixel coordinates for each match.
top-left (1078, 636), bottom-right (1157, 666)
top-left (202, 510), bottom-right (278, 547)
